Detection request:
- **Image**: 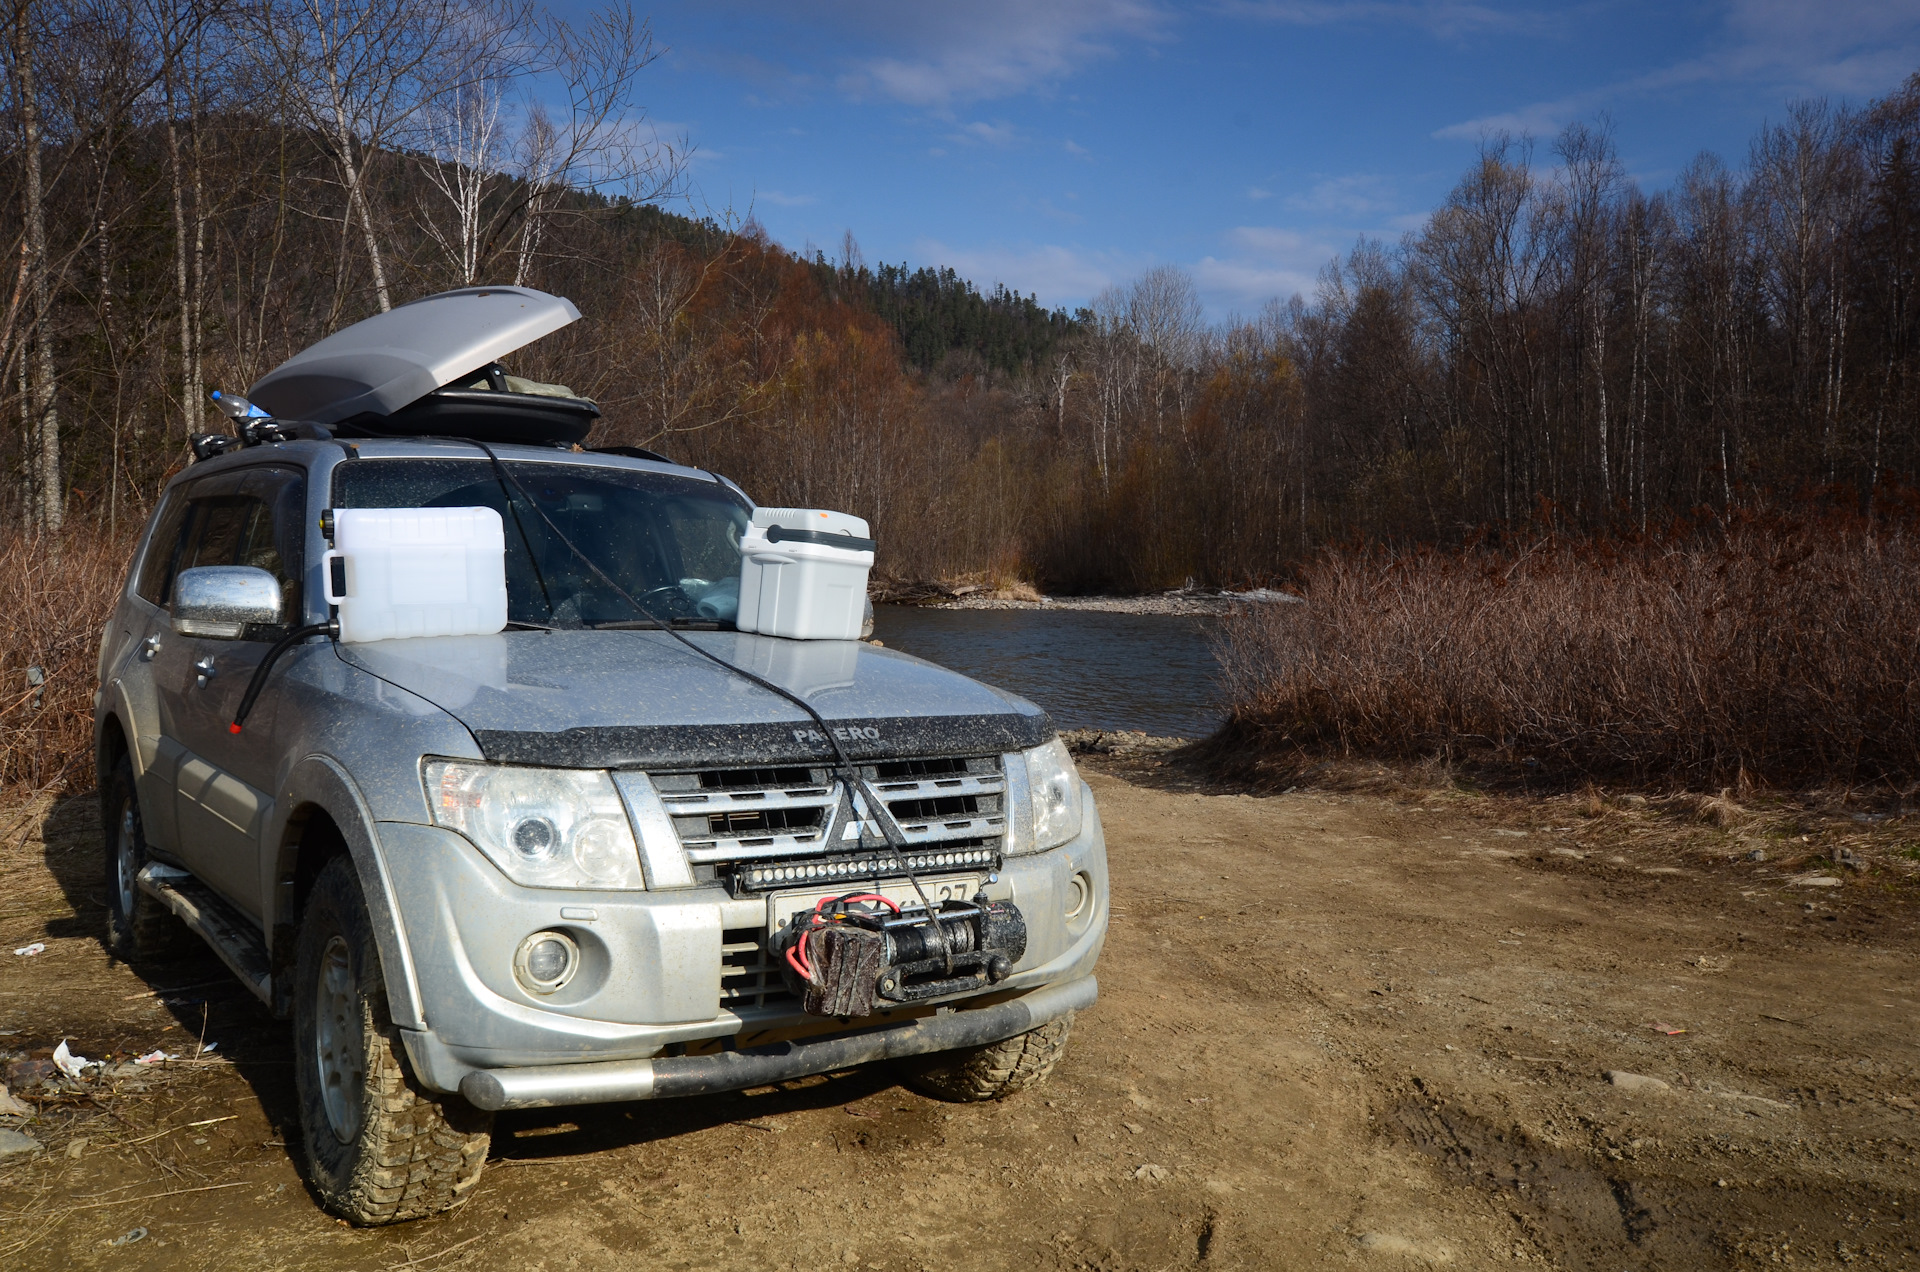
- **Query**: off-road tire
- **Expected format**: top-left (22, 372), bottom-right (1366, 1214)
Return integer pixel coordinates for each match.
top-left (293, 856), bottom-right (491, 1225)
top-left (102, 754), bottom-right (185, 962)
top-left (902, 1013), bottom-right (1075, 1102)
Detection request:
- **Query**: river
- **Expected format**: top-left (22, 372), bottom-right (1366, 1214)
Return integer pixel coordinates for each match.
top-left (872, 605), bottom-right (1225, 739)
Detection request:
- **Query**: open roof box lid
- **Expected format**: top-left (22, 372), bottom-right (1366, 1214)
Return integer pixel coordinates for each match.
top-left (247, 286), bottom-right (598, 446)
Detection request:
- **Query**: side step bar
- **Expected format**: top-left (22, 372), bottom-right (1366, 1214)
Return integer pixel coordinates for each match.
top-left (135, 864), bottom-right (272, 1006)
top-left (460, 973), bottom-right (1098, 1112)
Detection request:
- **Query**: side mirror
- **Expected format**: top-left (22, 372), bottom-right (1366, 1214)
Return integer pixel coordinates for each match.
top-left (173, 566), bottom-right (284, 639)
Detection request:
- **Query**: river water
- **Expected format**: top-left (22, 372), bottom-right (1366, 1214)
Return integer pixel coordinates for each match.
top-left (872, 606), bottom-right (1225, 739)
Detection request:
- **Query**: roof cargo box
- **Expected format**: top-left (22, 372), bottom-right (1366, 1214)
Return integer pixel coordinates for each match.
top-left (247, 286), bottom-right (597, 445)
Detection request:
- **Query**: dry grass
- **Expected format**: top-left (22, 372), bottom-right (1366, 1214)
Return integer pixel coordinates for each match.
top-left (1208, 510), bottom-right (1920, 792)
top-left (0, 524), bottom-right (138, 799)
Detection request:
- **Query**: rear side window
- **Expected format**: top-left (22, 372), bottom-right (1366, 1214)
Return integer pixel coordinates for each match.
top-left (134, 492), bottom-right (193, 606)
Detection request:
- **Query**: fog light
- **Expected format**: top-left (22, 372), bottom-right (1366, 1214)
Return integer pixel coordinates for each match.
top-left (513, 930), bottom-right (579, 994)
top-left (1064, 870), bottom-right (1093, 935)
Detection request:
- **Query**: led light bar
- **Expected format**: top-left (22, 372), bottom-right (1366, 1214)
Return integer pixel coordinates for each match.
top-left (735, 845), bottom-right (1000, 893)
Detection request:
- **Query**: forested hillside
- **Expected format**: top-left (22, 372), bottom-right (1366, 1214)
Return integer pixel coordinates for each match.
top-left (3, 0), bottom-right (1920, 593)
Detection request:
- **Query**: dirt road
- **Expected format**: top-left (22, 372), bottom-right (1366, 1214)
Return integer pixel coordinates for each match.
top-left (3, 759), bottom-right (1917, 1270)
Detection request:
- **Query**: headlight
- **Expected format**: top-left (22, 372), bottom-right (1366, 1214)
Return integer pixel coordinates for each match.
top-left (1022, 738), bottom-right (1083, 853)
top-left (423, 761), bottom-right (645, 889)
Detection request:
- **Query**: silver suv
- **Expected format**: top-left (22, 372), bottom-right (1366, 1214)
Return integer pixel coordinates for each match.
top-left (92, 288), bottom-right (1107, 1224)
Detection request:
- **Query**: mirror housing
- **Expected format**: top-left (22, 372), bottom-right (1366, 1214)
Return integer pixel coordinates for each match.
top-left (172, 566), bottom-right (284, 639)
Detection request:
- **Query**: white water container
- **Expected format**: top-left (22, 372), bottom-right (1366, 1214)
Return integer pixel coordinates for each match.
top-left (323, 507), bottom-right (508, 643)
top-left (735, 508), bottom-right (874, 640)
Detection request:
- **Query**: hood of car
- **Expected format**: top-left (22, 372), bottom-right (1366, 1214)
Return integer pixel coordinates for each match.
top-left (336, 629), bottom-right (1053, 769)
top-left (248, 287), bottom-right (580, 425)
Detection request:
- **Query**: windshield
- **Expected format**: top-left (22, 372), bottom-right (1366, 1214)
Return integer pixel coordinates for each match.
top-left (332, 457), bottom-right (750, 629)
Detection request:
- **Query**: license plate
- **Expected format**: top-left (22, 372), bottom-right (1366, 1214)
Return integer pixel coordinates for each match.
top-left (767, 875), bottom-right (981, 937)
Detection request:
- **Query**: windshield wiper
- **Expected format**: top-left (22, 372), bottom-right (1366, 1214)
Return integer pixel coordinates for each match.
top-left (583, 617), bottom-right (727, 631)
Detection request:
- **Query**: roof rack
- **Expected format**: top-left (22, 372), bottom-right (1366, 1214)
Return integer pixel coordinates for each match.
top-left (331, 385), bottom-right (599, 447)
top-left (189, 418), bottom-right (335, 462)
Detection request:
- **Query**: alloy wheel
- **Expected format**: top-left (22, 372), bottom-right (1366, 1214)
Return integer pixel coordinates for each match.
top-left (314, 935), bottom-right (366, 1144)
top-left (115, 805), bottom-right (139, 920)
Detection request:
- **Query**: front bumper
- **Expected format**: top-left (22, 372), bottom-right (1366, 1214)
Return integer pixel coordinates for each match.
top-left (459, 974), bottom-right (1097, 1110)
top-left (380, 784), bottom-right (1108, 1095)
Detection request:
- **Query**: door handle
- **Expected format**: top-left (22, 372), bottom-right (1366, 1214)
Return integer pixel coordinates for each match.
top-left (193, 656), bottom-right (217, 689)
top-left (141, 633), bottom-right (161, 661)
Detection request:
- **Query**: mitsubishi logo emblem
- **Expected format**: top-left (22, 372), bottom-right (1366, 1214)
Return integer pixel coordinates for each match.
top-left (837, 786), bottom-right (883, 843)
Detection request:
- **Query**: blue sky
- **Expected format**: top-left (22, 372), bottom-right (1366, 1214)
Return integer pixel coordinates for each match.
top-left (605, 1), bottom-right (1920, 319)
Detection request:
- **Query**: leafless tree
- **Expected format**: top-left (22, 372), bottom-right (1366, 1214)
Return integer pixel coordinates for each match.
top-left (251, 0), bottom-right (469, 313)
top-left (506, 4), bottom-right (682, 286)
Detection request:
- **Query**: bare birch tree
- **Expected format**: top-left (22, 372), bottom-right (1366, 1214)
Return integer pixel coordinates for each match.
top-left (7, 0), bottom-right (58, 529)
top-left (251, 0), bottom-right (467, 313)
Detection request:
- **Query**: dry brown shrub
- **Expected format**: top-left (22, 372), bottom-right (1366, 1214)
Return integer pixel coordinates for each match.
top-left (987, 577), bottom-right (1044, 603)
top-left (1692, 789), bottom-right (1746, 828)
top-left (1208, 509), bottom-right (1920, 790)
top-left (0, 522), bottom-right (138, 800)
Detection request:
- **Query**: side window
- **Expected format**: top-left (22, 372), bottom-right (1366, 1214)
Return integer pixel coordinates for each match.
top-left (169, 469), bottom-right (307, 636)
top-left (250, 469), bottom-right (307, 620)
top-left (179, 497), bottom-right (253, 574)
top-left (134, 492), bottom-right (195, 605)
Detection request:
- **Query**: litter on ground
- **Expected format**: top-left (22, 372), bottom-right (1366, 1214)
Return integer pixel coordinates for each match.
top-left (52, 1038), bottom-right (96, 1078)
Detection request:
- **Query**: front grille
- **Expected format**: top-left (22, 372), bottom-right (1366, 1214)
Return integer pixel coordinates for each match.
top-left (650, 768), bottom-right (838, 861)
top-left (649, 754), bottom-right (1007, 866)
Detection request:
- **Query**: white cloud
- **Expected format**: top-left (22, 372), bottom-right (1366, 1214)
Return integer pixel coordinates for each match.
top-left (1721, 0), bottom-right (1920, 94)
top-left (1195, 224), bottom-right (1344, 310)
top-left (1227, 225), bottom-right (1321, 255)
top-left (1247, 186), bottom-right (1274, 200)
top-left (1194, 257), bottom-right (1323, 309)
top-left (721, 1), bottom-right (1170, 107)
top-left (1434, 0), bottom-right (1920, 142)
top-left (1216, 0), bottom-right (1555, 41)
top-left (1432, 100), bottom-right (1575, 142)
top-left (1035, 198), bottom-right (1086, 226)
top-left (911, 239), bottom-right (1137, 307)
top-left (1283, 172), bottom-right (1398, 216)
top-left (952, 120), bottom-right (1021, 147)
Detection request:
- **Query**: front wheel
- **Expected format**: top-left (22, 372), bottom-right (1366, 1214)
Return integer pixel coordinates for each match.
top-left (101, 754), bottom-right (184, 962)
top-left (292, 856), bottom-right (491, 1225)
top-left (901, 1013), bottom-right (1076, 1102)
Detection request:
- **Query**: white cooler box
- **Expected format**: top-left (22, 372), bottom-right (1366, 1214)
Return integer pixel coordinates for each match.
top-left (735, 508), bottom-right (875, 640)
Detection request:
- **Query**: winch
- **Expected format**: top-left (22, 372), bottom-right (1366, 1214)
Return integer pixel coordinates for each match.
top-left (773, 893), bottom-right (1028, 1017)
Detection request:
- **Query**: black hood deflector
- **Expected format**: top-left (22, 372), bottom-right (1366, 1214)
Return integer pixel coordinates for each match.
top-left (472, 713), bottom-right (1053, 770)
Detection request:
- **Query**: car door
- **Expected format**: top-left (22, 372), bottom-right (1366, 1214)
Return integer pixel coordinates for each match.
top-left (119, 490), bottom-right (197, 856)
top-left (151, 465), bottom-right (307, 919)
